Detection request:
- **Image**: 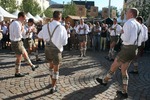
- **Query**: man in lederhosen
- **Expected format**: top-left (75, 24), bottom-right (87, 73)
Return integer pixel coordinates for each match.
top-left (38, 11), bottom-right (68, 94)
top-left (76, 18), bottom-right (89, 57)
top-left (9, 12), bottom-right (38, 77)
top-left (96, 8), bottom-right (144, 99)
top-left (106, 18), bottom-right (122, 61)
top-left (22, 18), bottom-right (40, 61)
top-left (129, 16), bottom-right (148, 74)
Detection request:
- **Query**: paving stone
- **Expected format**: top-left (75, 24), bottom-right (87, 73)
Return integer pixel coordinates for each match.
top-left (0, 50), bottom-right (150, 100)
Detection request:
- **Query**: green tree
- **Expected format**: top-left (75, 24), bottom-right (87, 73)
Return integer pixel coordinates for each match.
top-left (135, 0), bottom-right (150, 21)
top-left (63, 3), bottom-right (77, 17)
top-left (0, 0), bottom-right (17, 13)
top-left (20, 0), bottom-right (41, 16)
top-left (44, 7), bottom-right (53, 18)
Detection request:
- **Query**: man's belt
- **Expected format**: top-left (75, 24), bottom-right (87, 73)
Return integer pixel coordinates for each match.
top-left (26, 38), bottom-right (32, 40)
top-left (78, 34), bottom-right (87, 36)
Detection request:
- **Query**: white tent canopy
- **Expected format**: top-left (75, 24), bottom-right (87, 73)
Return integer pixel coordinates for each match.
top-left (12, 9), bottom-right (20, 17)
top-left (26, 12), bottom-right (38, 22)
top-left (0, 6), bottom-right (17, 19)
top-left (35, 15), bottom-right (43, 21)
top-left (0, 14), bottom-right (4, 21)
top-left (42, 13), bottom-right (46, 18)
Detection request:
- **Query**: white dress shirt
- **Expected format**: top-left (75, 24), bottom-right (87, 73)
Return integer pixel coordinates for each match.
top-left (141, 24), bottom-right (148, 42)
top-left (76, 24), bottom-right (89, 35)
top-left (9, 20), bottom-right (23, 41)
top-left (109, 24), bottom-right (122, 36)
top-left (121, 18), bottom-right (144, 46)
top-left (93, 26), bottom-right (101, 35)
top-left (74, 26), bottom-right (78, 34)
top-left (38, 20), bottom-right (68, 52)
top-left (2, 26), bottom-right (8, 34)
top-left (22, 25), bottom-right (34, 39)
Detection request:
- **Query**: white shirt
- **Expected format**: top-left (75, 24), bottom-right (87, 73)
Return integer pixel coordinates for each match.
top-left (66, 28), bottom-right (71, 38)
top-left (22, 25), bottom-right (34, 39)
top-left (121, 18), bottom-right (144, 46)
top-left (74, 26), bottom-right (78, 34)
top-left (76, 24), bottom-right (89, 35)
top-left (109, 24), bottom-right (122, 36)
top-left (38, 20), bottom-right (68, 52)
top-left (141, 24), bottom-right (148, 42)
top-left (93, 26), bottom-right (101, 35)
top-left (9, 20), bottom-right (23, 41)
top-left (2, 25), bottom-right (8, 34)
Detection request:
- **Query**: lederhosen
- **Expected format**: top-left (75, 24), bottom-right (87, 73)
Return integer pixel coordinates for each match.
top-left (110, 25), bottom-right (118, 43)
top-left (45, 24), bottom-right (62, 65)
top-left (11, 40), bottom-right (25, 55)
top-left (78, 25), bottom-right (87, 42)
top-left (117, 25), bottom-right (141, 63)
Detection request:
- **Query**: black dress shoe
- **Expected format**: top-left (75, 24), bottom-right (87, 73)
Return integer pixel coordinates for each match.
top-left (115, 91), bottom-right (128, 99)
top-left (129, 71), bottom-right (139, 74)
top-left (31, 65), bottom-right (39, 71)
top-left (50, 88), bottom-right (58, 94)
top-left (36, 58), bottom-right (42, 62)
top-left (79, 54), bottom-right (83, 57)
top-left (83, 54), bottom-right (86, 57)
top-left (96, 78), bottom-right (107, 86)
top-left (15, 73), bottom-right (26, 77)
top-left (109, 58), bottom-right (114, 62)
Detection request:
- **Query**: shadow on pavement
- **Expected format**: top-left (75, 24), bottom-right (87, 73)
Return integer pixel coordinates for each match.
top-left (60, 62), bottom-right (100, 76)
top-left (0, 76), bottom-right (15, 81)
top-left (62, 84), bottom-right (110, 100)
top-left (33, 73), bottom-right (49, 78)
top-left (3, 84), bottom-right (51, 100)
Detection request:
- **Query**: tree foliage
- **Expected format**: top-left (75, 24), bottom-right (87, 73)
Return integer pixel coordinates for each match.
top-left (44, 7), bottom-right (53, 18)
top-left (135, 0), bottom-right (150, 21)
top-left (63, 3), bottom-right (77, 17)
top-left (0, 0), bottom-right (17, 13)
top-left (20, 0), bottom-right (41, 16)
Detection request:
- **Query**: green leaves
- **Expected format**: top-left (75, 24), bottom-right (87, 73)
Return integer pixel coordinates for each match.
top-left (20, 0), bottom-right (41, 16)
top-left (63, 3), bottom-right (77, 17)
top-left (0, 0), bottom-right (17, 13)
top-left (44, 8), bottom-right (53, 18)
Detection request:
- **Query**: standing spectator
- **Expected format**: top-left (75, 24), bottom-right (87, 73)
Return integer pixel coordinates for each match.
top-left (61, 17), bottom-right (65, 26)
top-left (93, 22), bottom-right (101, 52)
top-left (100, 23), bottom-right (108, 51)
top-left (9, 12), bottom-right (38, 77)
top-left (65, 23), bottom-right (71, 50)
top-left (96, 8), bottom-right (144, 99)
top-left (87, 22), bottom-right (93, 49)
top-left (0, 21), bottom-right (3, 49)
top-left (106, 18), bottom-right (122, 61)
top-left (145, 26), bottom-right (150, 51)
top-left (37, 20), bottom-right (44, 49)
top-left (38, 11), bottom-right (68, 94)
top-left (73, 22), bottom-right (79, 50)
top-left (1, 22), bottom-right (8, 49)
top-left (76, 19), bottom-right (89, 57)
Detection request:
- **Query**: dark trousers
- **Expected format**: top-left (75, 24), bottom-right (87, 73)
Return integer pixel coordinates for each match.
top-left (38, 40), bottom-right (44, 49)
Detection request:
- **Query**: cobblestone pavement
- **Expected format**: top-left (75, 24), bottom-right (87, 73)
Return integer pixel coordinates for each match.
top-left (0, 49), bottom-right (150, 100)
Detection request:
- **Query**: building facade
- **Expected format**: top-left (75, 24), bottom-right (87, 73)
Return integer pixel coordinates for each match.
top-left (73, 1), bottom-right (98, 17)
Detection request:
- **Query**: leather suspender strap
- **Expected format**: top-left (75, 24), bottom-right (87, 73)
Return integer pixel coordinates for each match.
top-left (47, 23), bottom-right (59, 41)
top-left (134, 24), bottom-right (141, 45)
